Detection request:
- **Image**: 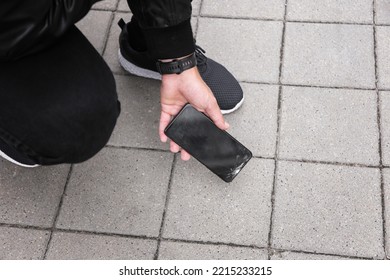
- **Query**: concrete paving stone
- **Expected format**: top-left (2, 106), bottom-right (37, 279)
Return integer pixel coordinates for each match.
top-left (196, 18), bottom-right (283, 83)
top-left (192, 0), bottom-right (202, 16)
top-left (380, 92), bottom-right (390, 165)
top-left (108, 75), bottom-right (166, 150)
top-left (376, 0), bottom-right (390, 24)
top-left (383, 168), bottom-right (390, 257)
top-left (272, 161), bottom-right (384, 259)
top-left (104, 13), bottom-right (198, 74)
top-left (376, 27), bottom-right (390, 89)
top-left (0, 227), bottom-right (49, 260)
top-left (46, 232), bottom-right (157, 259)
top-left (159, 241), bottom-right (267, 260)
top-left (201, 0), bottom-right (285, 19)
top-left (163, 158), bottom-right (274, 246)
top-left (279, 86), bottom-right (379, 165)
top-left (117, 0), bottom-right (130, 12)
top-left (270, 250), bottom-right (351, 260)
top-left (224, 84), bottom-right (279, 158)
top-left (76, 10), bottom-right (112, 54)
top-left (287, 0), bottom-right (373, 23)
top-left (0, 161), bottom-right (70, 227)
top-left (282, 23), bottom-right (376, 88)
top-left (56, 148), bottom-right (173, 237)
top-left (92, 0), bottom-right (118, 10)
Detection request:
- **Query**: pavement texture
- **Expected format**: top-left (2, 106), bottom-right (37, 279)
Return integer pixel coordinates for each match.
top-left (1, 0), bottom-right (390, 260)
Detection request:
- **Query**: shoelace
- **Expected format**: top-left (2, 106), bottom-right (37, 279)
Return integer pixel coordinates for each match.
top-left (195, 45), bottom-right (207, 67)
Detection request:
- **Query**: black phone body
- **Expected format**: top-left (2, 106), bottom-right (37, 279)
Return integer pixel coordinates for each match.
top-left (164, 104), bottom-right (252, 182)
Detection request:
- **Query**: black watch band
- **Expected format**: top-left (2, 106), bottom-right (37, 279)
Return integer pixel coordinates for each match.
top-left (156, 53), bottom-right (197, 75)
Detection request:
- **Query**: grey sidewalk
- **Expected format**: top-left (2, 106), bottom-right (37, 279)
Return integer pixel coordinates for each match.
top-left (1, 0), bottom-right (390, 260)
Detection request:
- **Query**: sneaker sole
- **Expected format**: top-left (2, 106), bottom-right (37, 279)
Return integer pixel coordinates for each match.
top-left (220, 96), bottom-right (244, 115)
top-left (0, 150), bottom-right (39, 168)
top-left (118, 50), bottom-right (244, 115)
top-left (119, 50), bottom-right (161, 80)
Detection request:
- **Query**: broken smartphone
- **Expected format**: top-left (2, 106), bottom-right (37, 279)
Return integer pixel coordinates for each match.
top-left (164, 104), bottom-right (252, 182)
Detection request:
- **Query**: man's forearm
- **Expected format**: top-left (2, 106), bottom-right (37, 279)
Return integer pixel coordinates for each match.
top-left (127, 0), bottom-right (195, 59)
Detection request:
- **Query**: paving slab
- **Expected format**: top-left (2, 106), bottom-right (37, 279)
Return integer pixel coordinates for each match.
top-left (159, 241), bottom-right (267, 260)
top-left (380, 91), bottom-right (390, 165)
top-left (76, 10), bottom-right (112, 54)
top-left (163, 158), bottom-right (274, 246)
top-left (376, 0), bottom-right (390, 25)
top-left (46, 232), bottom-right (157, 259)
top-left (282, 23), bottom-right (375, 88)
top-left (0, 227), bottom-right (49, 260)
top-left (279, 86), bottom-right (379, 165)
top-left (117, 0), bottom-right (130, 12)
top-left (56, 148), bottom-right (173, 237)
top-left (108, 75), bottom-right (166, 150)
top-left (0, 161), bottom-right (70, 227)
top-left (196, 18), bottom-right (283, 83)
top-left (287, 0), bottom-right (373, 23)
top-left (270, 250), bottom-right (351, 260)
top-left (272, 161), bottom-right (384, 259)
top-left (92, 0), bottom-right (118, 11)
top-left (376, 26), bottom-right (390, 89)
top-left (383, 168), bottom-right (390, 257)
top-left (224, 84), bottom-right (278, 158)
top-left (192, 0), bottom-right (202, 15)
top-left (201, 0), bottom-right (285, 19)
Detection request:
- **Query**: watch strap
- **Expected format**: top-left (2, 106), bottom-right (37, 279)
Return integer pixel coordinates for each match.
top-left (156, 53), bottom-right (197, 74)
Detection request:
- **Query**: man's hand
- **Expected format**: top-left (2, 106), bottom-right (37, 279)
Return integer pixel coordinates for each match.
top-left (159, 67), bottom-right (229, 161)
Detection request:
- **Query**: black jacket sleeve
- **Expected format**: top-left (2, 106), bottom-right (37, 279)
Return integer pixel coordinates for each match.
top-left (127, 0), bottom-right (195, 59)
top-left (0, 0), bottom-right (99, 61)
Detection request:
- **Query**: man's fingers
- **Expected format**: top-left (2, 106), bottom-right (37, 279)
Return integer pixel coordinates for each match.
top-left (204, 99), bottom-right (229, 131)
top-left (159, 111), bottom-right (171, 142)
top-left (170, 141), bottom-right (181, 153)
top-left (181, 149), bottom-right (191, 161)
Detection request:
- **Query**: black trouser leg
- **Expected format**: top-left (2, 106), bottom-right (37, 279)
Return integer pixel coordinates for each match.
top-left (0, 26), bottom-right (121, 165)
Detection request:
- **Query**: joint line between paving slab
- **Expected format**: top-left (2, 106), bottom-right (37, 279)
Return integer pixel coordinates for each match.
top-left (267, 0), bottom-right (288, 261)
top-left (193, 0), bottom-right (204, 37)
top-left (277, 157), bottom-right (380, 169)
top-left (154, 154), bottom-right (177, 260)
top-left (42, 164), bottom-right (74, 260)
top-left (199, 14), bottom-right (375, 27)
top-left (105, 144), bottom-right (169, 154)
top-left (107, 143), bottom-right (387, 170)
top-left (271, 248), bottom-right (376, 260)
top-left (0, 222), bottom-right (379, 260)
top-left (373, 0), bottom-right (389, 259)
top-left (100, 1), bottom-right (120, 57)
top-left (0, 223), bottom-right (51, 232)
top-left (112, 71), bottom-right (378, 91)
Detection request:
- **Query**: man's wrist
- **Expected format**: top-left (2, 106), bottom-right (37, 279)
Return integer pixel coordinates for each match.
top-left (156, 53), bottom-right (197, 75)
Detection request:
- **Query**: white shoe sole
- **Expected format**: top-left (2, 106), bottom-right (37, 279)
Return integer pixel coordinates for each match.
top-left (0, 150), bottom-right (39, 168)
top-left (119, 50), bottom-right (161, 80)
top-left (220, 96), bottom-right (244, 115)
top-left (118, 50), bottom-right (244, 115)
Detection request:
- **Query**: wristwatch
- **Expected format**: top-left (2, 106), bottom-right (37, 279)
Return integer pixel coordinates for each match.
top-left (156, 53), bottom-right (197, 74)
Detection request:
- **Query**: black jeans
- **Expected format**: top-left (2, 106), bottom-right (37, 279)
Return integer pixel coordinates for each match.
top-left (0, 26), bottom-right (120, 165)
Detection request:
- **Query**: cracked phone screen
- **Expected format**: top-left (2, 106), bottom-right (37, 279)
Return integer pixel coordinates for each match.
top-left (164, 104), bottom-right (252, 182)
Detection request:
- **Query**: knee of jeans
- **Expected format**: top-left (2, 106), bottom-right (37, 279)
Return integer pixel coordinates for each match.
top-left (31, 99), bottom-right (121, 165)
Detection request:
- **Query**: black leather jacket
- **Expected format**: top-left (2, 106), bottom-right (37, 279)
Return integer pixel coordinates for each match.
top-left (0, 0), bottom-right (194, 61)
